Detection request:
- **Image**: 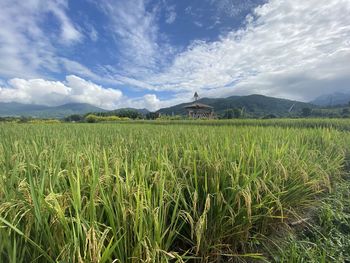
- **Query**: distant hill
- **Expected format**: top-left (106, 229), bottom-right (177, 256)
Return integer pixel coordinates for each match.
top-left (157, 94), bottom-right (314, 117)
top-left (0, 102), bottom-right (50, 116)
top-left (311, 92), bottom-right (350, 106)
top-left (0, 94), bottom-right (320, 119)
top-left (0, 102), bottom-right (106, 118)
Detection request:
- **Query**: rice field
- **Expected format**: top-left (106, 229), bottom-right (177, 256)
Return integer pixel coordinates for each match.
top-left (0, 120), bottom-right (349, 262)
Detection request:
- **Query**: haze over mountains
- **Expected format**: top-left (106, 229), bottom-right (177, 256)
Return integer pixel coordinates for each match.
top-left (0, 102), bottom-right (149, 118)
top-left (311, 92), bottom-right (350, 107)
top-left (0, 102), bottom-right (106, 118)
top-left (0, 94), bottom-right (308, 118)
top-left (1, 92), bottom-right (349, 119)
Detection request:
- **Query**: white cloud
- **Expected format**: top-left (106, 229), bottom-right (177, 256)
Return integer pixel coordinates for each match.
top-left (96, 0), bottom-right (176, 76)
top-left (125, 94), bottom-right (161, 111)
top-left (142, 94), bottom-right (161, 110)
top-left (1, 0), bottom-right (350, 111)
top-left (208, 0), bottom-right (260, 17)
top-left (47, 1), bottom-right (82, 44)
top-left (0, 0), bottom-right (82, 79)
top-left (194, 21), bottom-right (203, 28)
top-left (137, 0), bottom-right (350, 102)
top-left (0, 75), bottom-right (183, 111)
top-left (89, 26), bottom-right (99, 42)
top-left (98, 0), bottom-right (159, 71)
top-left (121, 93), bottom-right (187, 111)
top-left (0, 75), bottom-right (122, 109)
top-left (166, 11), bottom-right (177, 24)
top-left (60, 58), bottom-right (99, 79)
top-left (65, 75), bottom-right (123, 109)
top-left (165, 5), bottom-right (177, 24)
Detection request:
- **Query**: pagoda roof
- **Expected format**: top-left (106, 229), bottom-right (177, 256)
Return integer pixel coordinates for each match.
top-left (184, 103), bottom-right (213, 109)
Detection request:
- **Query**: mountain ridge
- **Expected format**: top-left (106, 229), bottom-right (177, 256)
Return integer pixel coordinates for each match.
top-left (311, 92), bottom-right (350, 106)
top-left (0, 102), bottom-right (150, 118)
top-left (0, 102), bottom-right (106, 118)
top-left (1, 93), bottom-right (342, 119)
top-left (157, 94), bottom-right (315, 117)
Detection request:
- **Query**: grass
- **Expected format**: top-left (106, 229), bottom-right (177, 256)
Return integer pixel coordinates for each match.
top-left (271, 175), bottom-right (350, 262)
top-left (118, 118), bottom-right (350, 131)
top-left (0, 120), bottom-right (349, 262)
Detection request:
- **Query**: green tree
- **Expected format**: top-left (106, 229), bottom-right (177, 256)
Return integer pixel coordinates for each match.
top-left (233, 108), bottom-right (241, 118)
top-left (342, 108), bottom-right (350, 118)
top-left (64, 114), bottom-right (83, 122)
top-left (223, 108), bottom-right (241, 119)
top-left (223, 109), bottom-right (234, 119)
top-left (146, 112), bottom-right (159, 120)
top-left (262, 114), bottom-right (277, 119)
top-left (301, 107), bottom-right (312, 117)
top-left (85, 114), bottom-right (98, 123)
top-left (18, 116), bottom-right (32, 123)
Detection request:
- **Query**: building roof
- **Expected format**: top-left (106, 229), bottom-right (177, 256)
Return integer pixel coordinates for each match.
top-left (184, 103), bottom-right (213, 109)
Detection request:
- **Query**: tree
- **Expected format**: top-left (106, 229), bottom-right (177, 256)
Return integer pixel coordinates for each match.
top-left (301, 107), bottom-right (312, 117)
top-left (233, 108), bottom-right (241, 119)
top-left (342, 108), bottom-right (350, 118)
top-left (85, 114), bottom-right (98, 123)
top-left (262, 114), bottom-right (277, 119)
top-left (88, 109), bottom-right (144, 119)
top-left (64, 114), bottom-right (83, 122)
top-left (223, 108), bottom-right (242, 119)
top-left (112, 109), bottom-right (143, 119)
top-left (18, 116), bottom-right (32, 123)
top-left (146, 112), bottom-right (159, 120)
top-left (223, 109), bottom-right (234, 119)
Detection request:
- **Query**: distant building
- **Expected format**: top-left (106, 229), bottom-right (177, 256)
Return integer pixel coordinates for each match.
top-left (184, 92), bottom-right (214, 118)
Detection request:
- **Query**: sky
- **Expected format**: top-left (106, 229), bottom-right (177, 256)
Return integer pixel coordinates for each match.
top-left (0, 0), bottom-right (349, 111)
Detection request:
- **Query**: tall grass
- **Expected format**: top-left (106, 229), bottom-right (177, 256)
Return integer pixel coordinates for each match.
top-left (0, 122), bottom-right (349, 262)
top-left (126, 118), bottom-right (350, 131)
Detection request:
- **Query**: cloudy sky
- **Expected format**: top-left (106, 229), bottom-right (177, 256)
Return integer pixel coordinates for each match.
top-left (0, 0), bottom-right (349, 110)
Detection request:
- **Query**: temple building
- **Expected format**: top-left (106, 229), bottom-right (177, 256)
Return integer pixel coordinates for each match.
top-left (184, 92), bottom-right (214, 119)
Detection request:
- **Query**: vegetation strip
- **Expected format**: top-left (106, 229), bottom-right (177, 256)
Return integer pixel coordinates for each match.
top-left (0, 121), bottom-right (349, 262)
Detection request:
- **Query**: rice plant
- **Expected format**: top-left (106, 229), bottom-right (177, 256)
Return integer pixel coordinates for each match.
top-left (0, 121), bottom-right (349, 262)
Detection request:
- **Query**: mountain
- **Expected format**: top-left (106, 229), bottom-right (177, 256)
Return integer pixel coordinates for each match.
top-left (311, 92), bottom-right (350, 106)
top-left (0, 94), bottom-right (319, 119)
top-left (0, 102), bottom-right (106, 118)
top-left (36, 103), bottom-right (108, 118)
top-left (0, 102), bottom-right (50, 116)
top-left (157, 94), bottom-right (314, 117)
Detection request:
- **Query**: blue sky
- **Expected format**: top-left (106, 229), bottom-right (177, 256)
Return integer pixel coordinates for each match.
top-left (0, 0), bottom-right (349, 110)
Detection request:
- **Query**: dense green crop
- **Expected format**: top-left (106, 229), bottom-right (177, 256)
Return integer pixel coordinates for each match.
top-left (0, 121), bottom-right (349, 262)
top-left (125, 118), bottom-right (350, 131)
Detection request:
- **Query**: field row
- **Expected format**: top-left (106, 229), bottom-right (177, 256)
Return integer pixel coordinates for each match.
top-left (97, 118), bottom-right (350, 131)
top-left (0, 123), bottom-right (349, 262)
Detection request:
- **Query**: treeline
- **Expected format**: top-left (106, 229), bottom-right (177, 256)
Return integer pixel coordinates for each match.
top-left (156, 104), bottom-right (350, 120)
top-left (1, 104), bottom-right (349, 123)
top-left (0, 116), bottom-right (61, 123)
top-left (219, 105), bottom-right (350, 119)
top-left (301, 106), bottom-right (350, 118)
top-left (64, 109), bottom-right (160, 123)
